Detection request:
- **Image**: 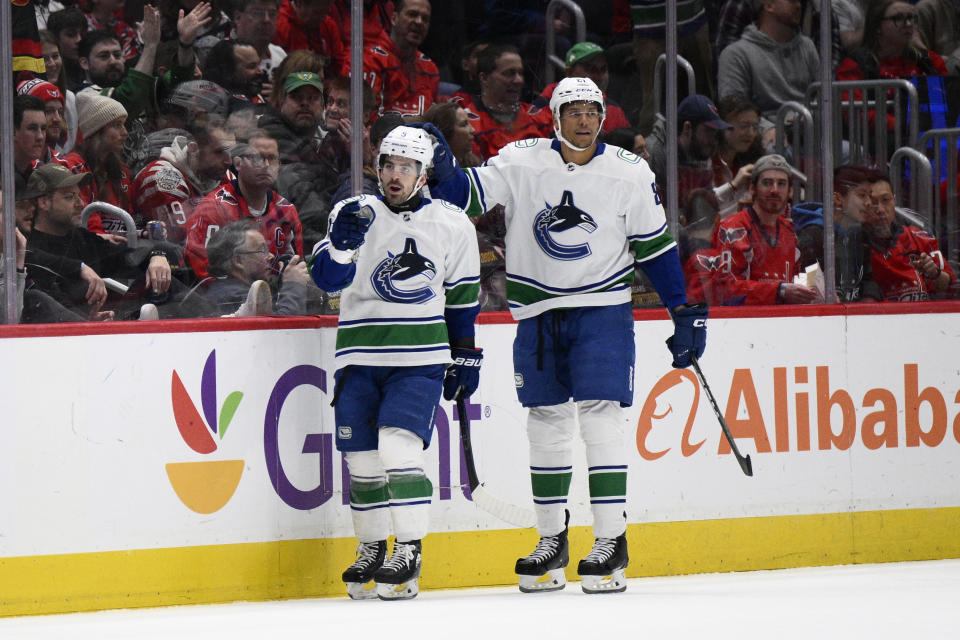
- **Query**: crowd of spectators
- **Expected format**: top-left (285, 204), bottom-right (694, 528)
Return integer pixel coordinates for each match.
top-left (2, 0), bottom-right (958, 323)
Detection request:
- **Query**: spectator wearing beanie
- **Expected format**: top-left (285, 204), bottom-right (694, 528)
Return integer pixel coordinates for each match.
top-left (53, 94), bottom-right (131, 235)
top-left (17, 78), bottom-right (68, 164)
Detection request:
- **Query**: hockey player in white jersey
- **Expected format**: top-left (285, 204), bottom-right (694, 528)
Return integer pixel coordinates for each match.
top-left (309, 126), bottom-right (482, 601)
top-left (417, 77), bottom-right (708, 594)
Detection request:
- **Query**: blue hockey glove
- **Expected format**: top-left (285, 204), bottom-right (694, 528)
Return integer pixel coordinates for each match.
top-left (666, 303), bottom-right (708, 368)
top-left (443, 347), bottom-right (483, 401)
top-left (329, 201), bottom-right (374, 251)
top-left (406, 121), bottom-right (459, 183)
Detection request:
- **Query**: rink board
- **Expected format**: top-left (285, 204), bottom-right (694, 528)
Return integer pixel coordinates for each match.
top-left (0, 305), bottom-right (959, 615)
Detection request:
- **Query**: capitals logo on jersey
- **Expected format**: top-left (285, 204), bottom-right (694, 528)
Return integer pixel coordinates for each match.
top-left (370, 237), bottom-right (438, 304)
top-left (533, 190), bottom-right (598, 261)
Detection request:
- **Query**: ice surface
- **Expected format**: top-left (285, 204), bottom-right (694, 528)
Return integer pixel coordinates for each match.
top-left (3, 559), bottom-right (959, 639)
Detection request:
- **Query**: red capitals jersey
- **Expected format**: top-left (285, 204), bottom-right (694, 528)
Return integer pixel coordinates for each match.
top-left (712, 207), bottom-right (800, 305)
top-left (458, 95), bottom-right (554, 161)
top-left (130, 159), bottom-right (203, 245)
top-left (870, 225), bottom-right (956, 301)
top-left (185, 180), bottom-right (304, 279)
top-left (273, 1), bottom-right (350, 78)
top-left (537, 82), bottom-right (631, 134)
top-left (683, 246), bottom-right (741, 306)
top-left (53, 152), bottom-right (131, 235)
top-left (363, 39), bottom-right (438, 117)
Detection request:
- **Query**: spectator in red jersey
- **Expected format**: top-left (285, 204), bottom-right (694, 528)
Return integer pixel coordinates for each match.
top-left (712, 154), bottom-right (820, 305)
top-left (363, 0), bottom-right (438, 117)
top-left (17, 80), bottom-right (67, 166)
top-left (457, 43), bottom-right (553, 161)
top-left (272, 0), bottom-right (349, 77)
top-left (231, 0), bottom-right (288, 96)
top-left (329, 0), bottom-right (393, 50)
top-left (836, 0), bottom-right (948, 132)
top-left (185, 129), bottom-right (304, 279)
top-left (534, 42), bottom-right (632, 135)
top-left (84, 0), bottom-right (141, 63)
top-left (13, 96), bottom-right (48, 182)
top-left (130, 125), bottom-right (235, 246)
top-left (863, 175), bottom-right (955, 301)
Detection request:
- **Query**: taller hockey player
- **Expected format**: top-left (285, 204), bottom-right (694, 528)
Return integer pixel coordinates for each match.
top-left (419, 77), bottom-right (708, 594)
top-left (309, 126), bottom-right (482, 601)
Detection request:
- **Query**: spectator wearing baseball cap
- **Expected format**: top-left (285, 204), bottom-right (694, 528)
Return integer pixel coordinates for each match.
top-left (25, 163), bottom-right (180, 321)
top-left (17, 78), bottom-right (69, 163)
top-left (710, 153), bottom-right (820, 305)
top-left (646, 94), bottom-right (732, 230)
top-left (533, 41), bottom-right (632, 135)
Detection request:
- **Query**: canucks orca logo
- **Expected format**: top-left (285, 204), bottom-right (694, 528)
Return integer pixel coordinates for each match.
top-left (370, 237), bottom-right (437, 304)
top-left (533, 191), bottom-right (597, 260)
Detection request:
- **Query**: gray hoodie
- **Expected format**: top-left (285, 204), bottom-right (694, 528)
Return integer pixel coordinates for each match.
top-left (718, 24), bottom-right (820, 120)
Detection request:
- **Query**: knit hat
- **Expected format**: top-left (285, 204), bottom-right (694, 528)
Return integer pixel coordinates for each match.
top-left (77, 94), bottom-right (127, 139)
top-left (17, 78), bottom-right (63, 104)
top-left (752, 154), bottom-right (792, 183)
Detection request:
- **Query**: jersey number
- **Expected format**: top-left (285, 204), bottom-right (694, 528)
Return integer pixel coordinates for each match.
top-left (651, 183), bottom-right (662, 206)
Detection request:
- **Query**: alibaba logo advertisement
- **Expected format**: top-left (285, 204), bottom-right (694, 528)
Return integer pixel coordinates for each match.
top-left (637, 363), bottom-right (960, 461)
top-left (166, 350), bottom-right (245, 514)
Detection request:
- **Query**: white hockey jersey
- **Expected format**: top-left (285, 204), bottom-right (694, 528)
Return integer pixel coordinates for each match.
top-left (462, 139), bottom-right (675, 320)
top-left (315, 194), bottom-right (481, 368)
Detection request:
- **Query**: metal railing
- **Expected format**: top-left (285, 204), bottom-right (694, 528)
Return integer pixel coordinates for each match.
top-left (81, 203), bottom-right (140, 248)
top-left (774, 101), bottom-right (817, 201)
top-left (917, 128), bottom-right (960, 271)
top-left (807, 79), bottom-right (919, 171)
top-left (653, 54), bottom-right (696, 122)
top-left (544, 0), bottom-right (587, 85)
top-left (889, 147), bottom-right (933, 223)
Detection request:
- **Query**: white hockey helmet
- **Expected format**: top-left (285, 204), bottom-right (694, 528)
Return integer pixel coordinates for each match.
top-left (549, 76), bottom-right (606, 151)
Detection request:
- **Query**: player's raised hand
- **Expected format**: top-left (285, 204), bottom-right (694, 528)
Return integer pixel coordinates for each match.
top-left (406, 122), bottom-right (458, 182)
top-left (329, 201), bottom-right (374, 251)
top-left (178, 1), bottom-right (213, 47)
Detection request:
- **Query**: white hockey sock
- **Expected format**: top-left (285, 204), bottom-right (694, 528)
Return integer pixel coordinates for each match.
top-left (344, 450), bottom-right (391, 543)
top-left (527, 402), bottom-right (577, 536)
top-left (579, 399), bottom-right (628, 539)
top-left (379, 427), bottom-right (431, 542)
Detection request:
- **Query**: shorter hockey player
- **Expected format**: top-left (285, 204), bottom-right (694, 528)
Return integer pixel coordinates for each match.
top-left (310, 126), bottom-right (482, 600)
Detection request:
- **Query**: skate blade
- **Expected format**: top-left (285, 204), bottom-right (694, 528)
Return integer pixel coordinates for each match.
top-left (580, 569), bottom-right (627, 594)
top-left (518, 568), bottom-right (567, 593)
top-left (376, 578), bottom-right (419, 600)
top-left (345, 580), bottom-right (378, 600)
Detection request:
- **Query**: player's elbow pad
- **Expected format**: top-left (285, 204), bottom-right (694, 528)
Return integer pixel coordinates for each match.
top-left (310, 250), bottom-right (355, 292)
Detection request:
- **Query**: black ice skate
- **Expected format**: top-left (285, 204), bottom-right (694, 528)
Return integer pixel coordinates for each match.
top-left (577, 532), bottom-right (628, 594)
top-left (515, 513), bottom-right (569, 593)
top-left (374, 539), bottom-right (422, 600)
top-left (342, 540), bottom-right (386, 600)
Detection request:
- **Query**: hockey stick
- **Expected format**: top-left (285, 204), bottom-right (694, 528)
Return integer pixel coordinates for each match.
top-left (456, 394), bottom-right (537, 527)
top-left (691, 357), bottom-right (754, 477)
